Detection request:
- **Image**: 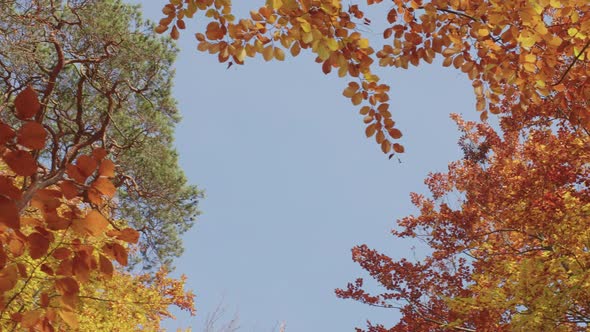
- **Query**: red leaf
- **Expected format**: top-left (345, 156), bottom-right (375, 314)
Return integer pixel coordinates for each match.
top-left (28, 232), bottom-right (50, 259)
top-left (0, 123), bottom-right (15, 145)
top-left (0, 197), bottom-right (20, 229)
top-left (3, 150), bottom-right (37, 176)
top-left (14, 86), bottom-right (41, 119)
top-left (0, 176), bottom-right (22, 200)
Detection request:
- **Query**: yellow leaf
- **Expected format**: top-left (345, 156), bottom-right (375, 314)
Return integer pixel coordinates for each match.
top-left (358, 38), bottom-right (370, 48)
top-left (300, 21), bottom-right (311, 33)
top-left (326, 38), bottom-right (339, 51)
top-left (477, 28), bottom-right (489, 37)
top-left (568, 28), bottom-right (578, 37)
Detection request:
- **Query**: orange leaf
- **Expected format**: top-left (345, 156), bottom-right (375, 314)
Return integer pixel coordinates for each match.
top-left (0, 264), bottom-right (18, 292)
top-left (55, 277), bottom-right (79, 295)
top-left (112, 243), bottom-right (128, 266)
top-left (91, 147), bottom-right (107, 161)
top-left (8, 237), bottom-right (24, 256)
top-left (66, 163), bottom-right (86, 183)
top-left (365, 124), bottom-right (377, 138)
top-left (17, 122), bottom-right (47, 150)
top-left (21, 310), bottom-right (42, 328)
top-left (393, 143), bottom-right (405, 153)
top-left (86, 187), bottom-right (103, 205)
top-left (83, 210), bottom-right (110, 236)
top-left (171, 25), bottom-right (180, 40)
top-left (104, 243), bottom-right (128, 266)
top-left (92, 177), bottom-right (116, 198)
top-left (381, 141), bottom-right (392, 153)
top-left (59, 180), bottom-right (78, 200)
top-left (351, 92), bottom-right (363, 105)
top-left (3, 150), bottom-right (37, 176)
top-left (57, 309), bottom-right (78, 329)
top-left (322, 60), bottom-right (332, 74)
top-left (388, 128), bottom-right (403, 139)
top-left (76, 155), bottom-right (97, 178)
top-left (73, 253), bottom-right (91, 283)
top-left (98, 159), bottom-right (115, 177)
top-left (116, 228), bottom-right (140, 244)
top-left (14, 86), bottom-right (41, 119)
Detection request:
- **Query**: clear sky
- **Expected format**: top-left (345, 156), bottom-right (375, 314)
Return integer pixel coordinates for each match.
top-left (135, 2), bottom-right (479, 331)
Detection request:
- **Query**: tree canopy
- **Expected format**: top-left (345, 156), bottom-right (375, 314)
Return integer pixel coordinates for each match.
top-left (154, 0), bottom-right (589, 330)
top-left (0, 0), bottom-right (196, 330)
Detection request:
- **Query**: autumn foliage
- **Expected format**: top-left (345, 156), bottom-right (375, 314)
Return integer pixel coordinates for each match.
top-left (0, 0), bottom-right (196, 330)
top-left (0, 84), bottom-right (194, 330)
top-left (155, 0), bottom-right (590, 330)
top-left (2, 0), bottom-right (589, 329)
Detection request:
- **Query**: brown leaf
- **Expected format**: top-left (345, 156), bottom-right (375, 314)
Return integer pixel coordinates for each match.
top-left (17, 122), bottom-right (47, 150)
top-left (55, 277), bottom-right (79, 295)
top-left (0, 246), bottom-right (6, 270)
top-left (28, 232), bottom-right (50, 260)
top-left (0, 122), bottom-right (15, 145)
top-left (52, 247), bottom-right (72, 260)
top-left (3, 150), bottom-right (37, 176)
top-left (393, 143), bottom-right (405, 153)
top-left (98, 254), bottom-right (113, 278)
top-left (14, 86), bottom-right (41, 119)
top-left (40, 292), bottom-right (50, 307)
top-left (0, 196), bottom-right (20, 229)
top-left (0, 176), bottom-right (22, 200)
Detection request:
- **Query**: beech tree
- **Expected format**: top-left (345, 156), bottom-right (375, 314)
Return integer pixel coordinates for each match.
top-left (0, 0), bottom-right (196, 330)
top-left (156, 0), bottom-right (589, 152)
top-left (154, 0), bottom-right (589, 330)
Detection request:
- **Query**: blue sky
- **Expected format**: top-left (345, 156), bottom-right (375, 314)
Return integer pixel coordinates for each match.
top-left (136, 2), bottom-right (479, 331)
